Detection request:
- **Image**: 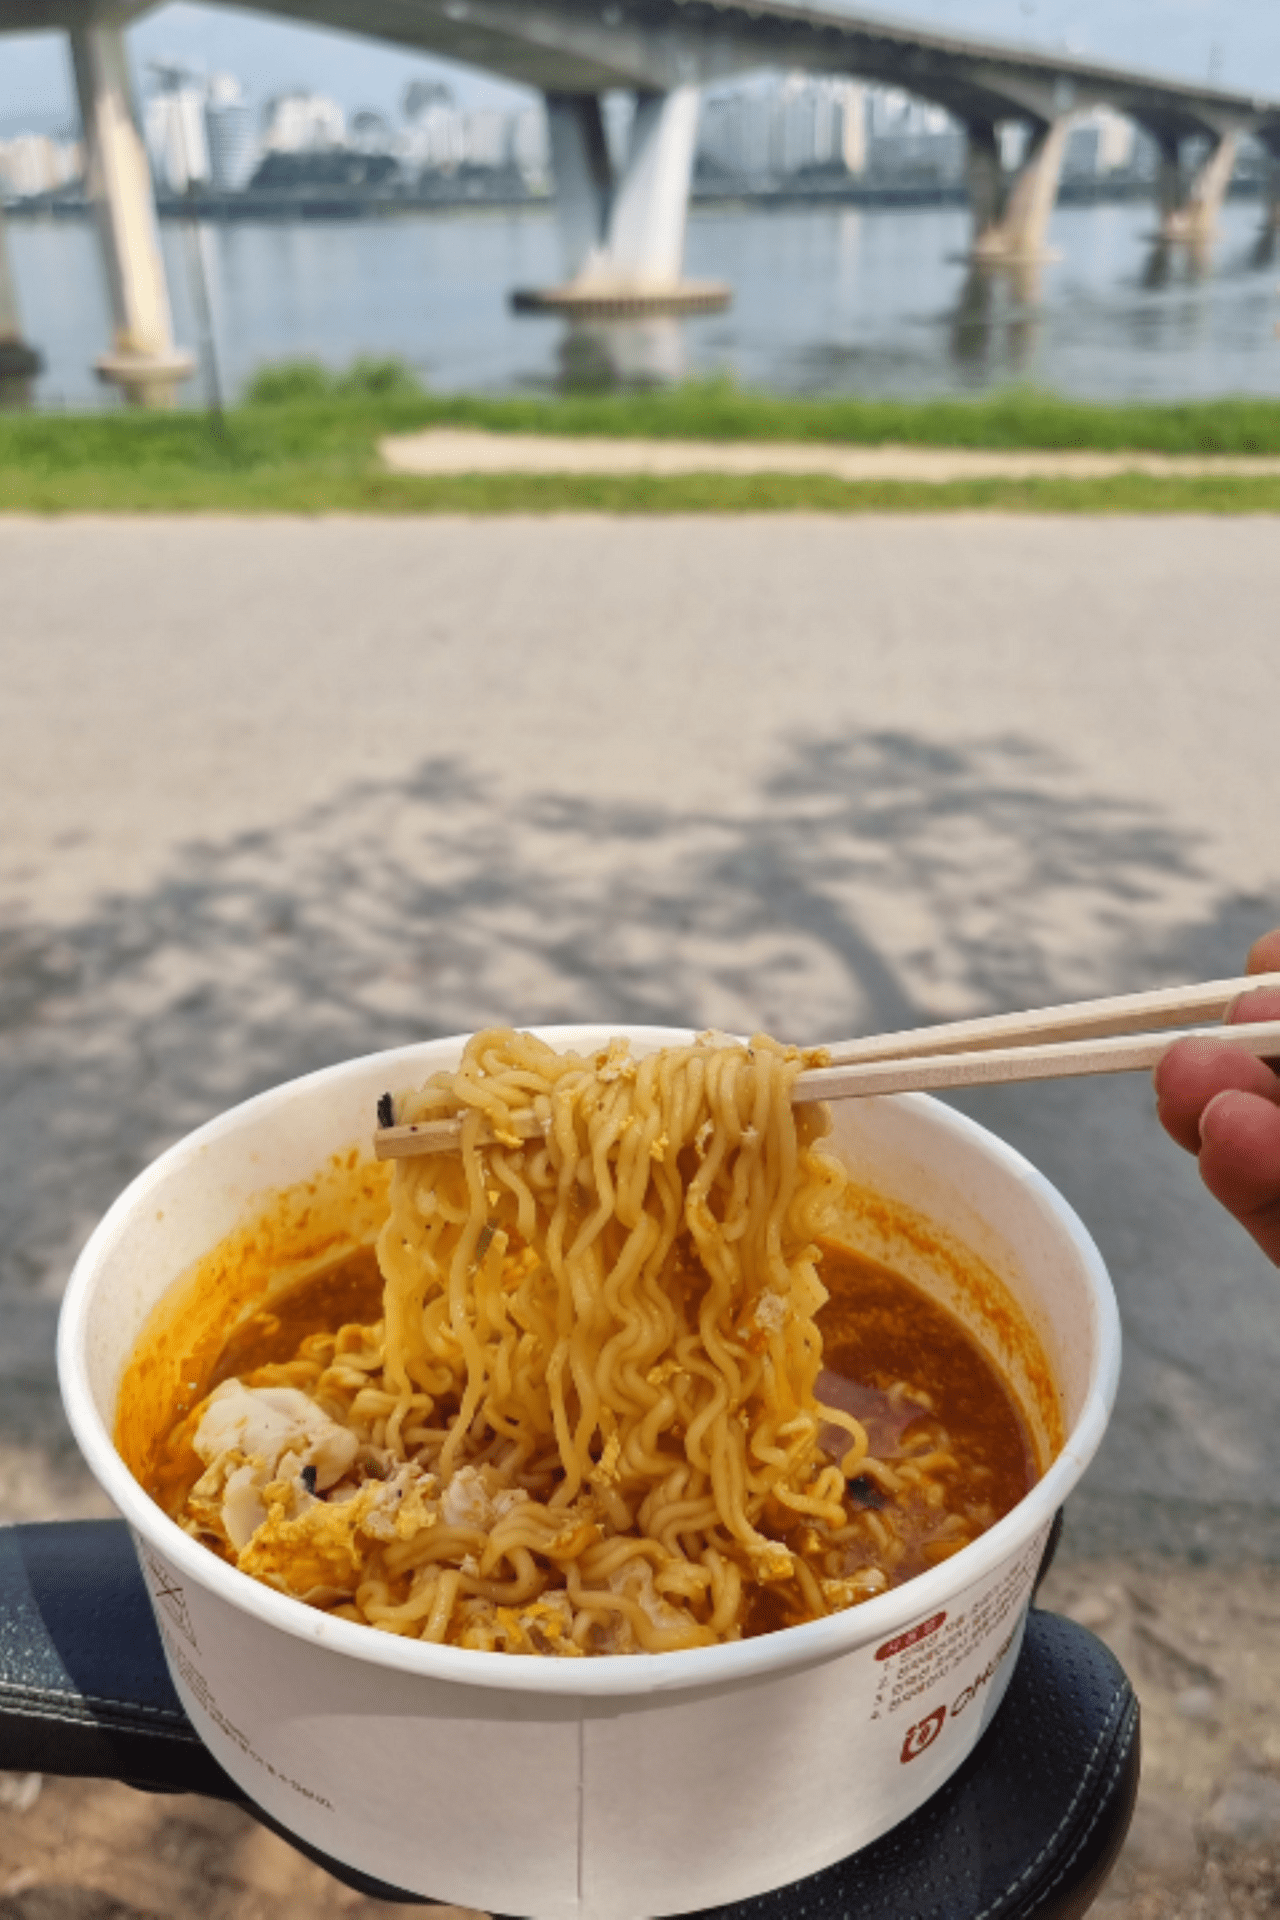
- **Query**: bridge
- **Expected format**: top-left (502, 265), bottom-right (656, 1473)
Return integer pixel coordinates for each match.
top-left (3, 0), bottom-right (1280, 399)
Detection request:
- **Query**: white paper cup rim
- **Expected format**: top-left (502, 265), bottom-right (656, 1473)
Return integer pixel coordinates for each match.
top-left (58, 1038), bottom-right (1120, 1701)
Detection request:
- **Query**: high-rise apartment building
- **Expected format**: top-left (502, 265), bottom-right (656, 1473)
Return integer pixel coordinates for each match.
top-left (0, 133), bottom-right (81, 198)
top-left (206, 74), bottom-right (256, 191)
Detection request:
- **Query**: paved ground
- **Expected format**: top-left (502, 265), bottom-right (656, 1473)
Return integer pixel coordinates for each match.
top-left (381, 428), bottom-right (1280, 480)
top-left (3, 512), bottom-right (1280, 1912)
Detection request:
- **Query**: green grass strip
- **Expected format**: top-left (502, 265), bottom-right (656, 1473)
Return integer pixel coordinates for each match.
top-left (399, 386), bottom-right (1280, 455)
top-left (5, 466), bottom-right (1280, 515)
top-left (235, 359), bottom-right (1280, 454)
top-left (3, 359), bottom-right (1280, 512)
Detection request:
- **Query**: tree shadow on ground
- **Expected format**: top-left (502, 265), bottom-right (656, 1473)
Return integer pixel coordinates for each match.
top-left (0, 723), bottom-right (1273, 1534)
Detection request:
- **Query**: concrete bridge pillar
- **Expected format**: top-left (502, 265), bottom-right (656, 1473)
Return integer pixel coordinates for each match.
top-left (608, 88), bottom-right (702, 285)
top-left (513, 86), bottom-right (729, 316)
top-left (0, 199), bottom-right (42, 394)
top-left (965, 121), bottom-right (1004, 245)
top-left (544, 93), bottom-right (613, 282)
top-left (1261, 139), bottom-right (1280, 230)
top-left (966, 116), bottom-right (1071, 263)
top-left (69, 21), bottom-right (193, 405)
top-left (1155, 128), bottom-right (1239, 244)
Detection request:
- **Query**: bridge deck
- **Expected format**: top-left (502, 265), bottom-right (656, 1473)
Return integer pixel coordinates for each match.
top-left (4, 0), bottom-right (1279, 139)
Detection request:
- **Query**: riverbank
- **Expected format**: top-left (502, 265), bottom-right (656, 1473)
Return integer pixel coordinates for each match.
top-left (4, 169), bottom-right (1203, 224)
top-left (6, 373), bottom-right (1280, 512)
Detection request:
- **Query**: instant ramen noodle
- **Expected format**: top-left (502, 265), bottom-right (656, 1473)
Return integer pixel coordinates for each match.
top-left (133, 1030), bottom-right (1036, 1655)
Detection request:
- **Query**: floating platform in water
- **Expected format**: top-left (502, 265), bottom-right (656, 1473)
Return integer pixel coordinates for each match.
top-left (511, 279), bottom-right (732, 318)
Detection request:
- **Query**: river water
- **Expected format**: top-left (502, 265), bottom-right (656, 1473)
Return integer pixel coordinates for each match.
top-left (9, 194), bottom-right (1280, 406)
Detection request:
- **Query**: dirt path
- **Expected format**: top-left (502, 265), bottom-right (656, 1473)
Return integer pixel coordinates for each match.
top-left (1041, 1561), bottom-right (1280, 1918)
top-left (0, 1771), bottom-right (482, 1918)
top-left (380, 428), bottom-right (1280, 481)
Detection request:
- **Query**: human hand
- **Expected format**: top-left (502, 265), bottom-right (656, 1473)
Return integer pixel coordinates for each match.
top-left (1154, 930), bottom-right (1280, 1265)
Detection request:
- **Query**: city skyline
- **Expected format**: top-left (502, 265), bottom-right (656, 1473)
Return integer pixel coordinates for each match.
top-left (5, 61), bottom-right (1166, 204)
top-left (2, 0), bottom-right (1279, 136)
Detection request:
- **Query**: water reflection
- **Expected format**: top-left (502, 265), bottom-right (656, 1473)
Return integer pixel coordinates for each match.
top-left (834, 208), bottom-right (863, 305)
top-left (556, 316), bottom-right (687, 389)
top-left (0, 373), bottom-right (36, 410)
top-left (0, 341), bottom-right (40, 411)
top-left (948, 260), bottom-right (1043, 379)
top-left (1139, 241), bottom-right (1176, 292)
top-left (1248, 226), bottom-right (1278, 273)
top-left (1140, 237), bottom-right (1215, 290)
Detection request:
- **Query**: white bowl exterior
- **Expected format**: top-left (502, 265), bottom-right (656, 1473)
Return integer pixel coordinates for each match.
top-left (59, 1031), bottom-right (1120, 1919)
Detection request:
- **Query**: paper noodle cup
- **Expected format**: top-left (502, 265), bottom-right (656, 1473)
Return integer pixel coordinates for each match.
top-left (59, 1029), bottom-right (1119, 1920)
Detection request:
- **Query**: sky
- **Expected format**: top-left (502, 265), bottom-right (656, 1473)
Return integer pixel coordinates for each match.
top-left (1, 0), bottom-right (1277, 135)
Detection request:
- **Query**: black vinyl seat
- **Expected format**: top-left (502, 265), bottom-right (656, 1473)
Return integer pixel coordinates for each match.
top-left (0, 1521), bottom-right (1138, 1919)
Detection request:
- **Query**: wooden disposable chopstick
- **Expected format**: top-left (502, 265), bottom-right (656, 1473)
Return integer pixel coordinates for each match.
top-left (817, 973), bottom-right (1280, 1066)
top-left (791, 1016), bottom-right (1280, 1105)
top-left (373, 974), bottom-right (1280, 1160)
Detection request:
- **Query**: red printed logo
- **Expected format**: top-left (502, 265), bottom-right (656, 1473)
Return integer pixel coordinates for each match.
top-left (876, 1612), bottom-right (947, 1662)
top-left (900, 1706), bottom-right (947, 1763)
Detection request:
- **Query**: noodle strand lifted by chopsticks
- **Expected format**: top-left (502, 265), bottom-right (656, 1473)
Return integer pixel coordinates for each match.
top-left (176, 1030), bottom-right (960, 1655)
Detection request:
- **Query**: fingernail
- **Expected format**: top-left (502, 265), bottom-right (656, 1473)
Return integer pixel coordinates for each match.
top-left (1198, 1088), bottom-right (1236, 1144)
